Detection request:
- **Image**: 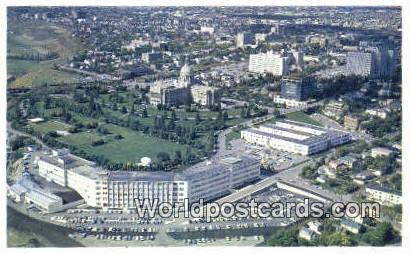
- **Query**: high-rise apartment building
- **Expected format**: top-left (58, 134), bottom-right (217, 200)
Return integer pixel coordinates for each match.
top-left (280, 76), bottom-right (314, 101)
top-left (347, 41), bottom-right (396, 79)
top-left (249, 51), bottom-right (290, 76)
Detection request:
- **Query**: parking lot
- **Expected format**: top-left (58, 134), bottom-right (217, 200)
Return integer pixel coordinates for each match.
top-left (233, 140), bottom-right (308, 171)
top-left (262, 149), bottom-right (308, 171)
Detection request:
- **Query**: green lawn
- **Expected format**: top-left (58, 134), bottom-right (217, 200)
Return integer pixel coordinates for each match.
top-left (284, 111), bottom-right (322, 126)
top-left (7, 59), bottom-right (36, 77)
top-left (7, 21), bottom-right (85, 88)
top-left (58, 124), bottom-right (189, 163)
top-left (226, 130), bottom-right (241, 144)
top-left (29, 120), bottom-right (71, 134)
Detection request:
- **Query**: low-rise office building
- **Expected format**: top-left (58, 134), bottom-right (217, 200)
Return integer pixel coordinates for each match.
top-left (241, 120), bottom-right (352, 155)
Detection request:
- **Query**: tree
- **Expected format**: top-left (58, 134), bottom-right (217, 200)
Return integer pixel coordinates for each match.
top-left (157, 152), bottom-right (171, 162)
top-left (318, 232), bottom-right (354, 246)
top-left (195, 112), bottom-right (201, 124)
top-left (173, 150), bottom-right (182, 165)
top-left (300, 166), bottom-right (317, 180)
top-left (273, 108), bottom-right (281, 118)
top-left (171, 110), bottom-right (177, 122)
top-left (361, 222), bottom-right (395, 246)
top-left (44, 96), bottom-right (52, 109)
top-left (223, 111), bottom-right (229, 120)
top-left (240, 107), bottom-right (246, 118)
top-left (142, 108), bottom-right (148, 118)
top-left (267, 228), bottom-right (300, 246)
top-left (112, 102), bottom-right (118, 111)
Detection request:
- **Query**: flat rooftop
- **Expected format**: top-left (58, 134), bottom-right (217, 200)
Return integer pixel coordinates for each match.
top-left (109, 170), bottom-right (175, 182)
top-left (40, 153), bottom-right (94, 169)
top-left (242, 120), bottom-right (350, 146)
top-left (55, 191), bottom-right (83, 204)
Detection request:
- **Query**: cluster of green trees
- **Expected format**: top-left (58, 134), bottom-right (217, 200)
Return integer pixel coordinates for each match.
top-left (9, 136), bottom-right (36, 151)
top-left (300, 165), bottom-right (317, 180)
top-left (361, 110), bottom-right (401, 138)
top-left (267, 220), bottom-right (398, 247)
top-left (319, 75), bottom-right (365, 99)
top-left (360, 222), bottom-right (397, 246)
top-left (8, 51), bottom-right (59, 61)
top-left (9, 87), bottom-right (220, 171)
top-left (355, 154), bottom-right (398, 176)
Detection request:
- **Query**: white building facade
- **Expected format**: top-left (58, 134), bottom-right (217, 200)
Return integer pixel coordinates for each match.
top-left (249, 51), bottom-right (290, 76)
top-left (241, 120), bottom-right (352, 155)
top-left (37, 151), bottom-right (260, 210)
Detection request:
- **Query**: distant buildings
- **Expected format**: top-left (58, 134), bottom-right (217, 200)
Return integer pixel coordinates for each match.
top-left (200, 26), bottom-right (214, 35)
top-left (141, 52), bottom-right (163, 64)
top-left (236, 32), bottom-right (254, 48)
top-left (249, 51), bottom-right (290, 76)
top-left (241, 120), bottom-right (352, 155)
top-left (346, 42), bottom-right (396, 79)
top-left (149, 62), bottom-right (222, 107)
top-left (270, 22), bottom-right (284, 35)
top-left (346, 51), bottom-right (375, 77)
top-left (191, 85), bottom-right (222, 106)
top-left (365, 108), bottom-right (389, 119)
top-left (290, 50), bottom-right (304, 70)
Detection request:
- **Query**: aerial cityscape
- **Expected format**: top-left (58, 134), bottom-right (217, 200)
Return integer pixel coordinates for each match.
top-left (6, 6), bottom-right (402, 249)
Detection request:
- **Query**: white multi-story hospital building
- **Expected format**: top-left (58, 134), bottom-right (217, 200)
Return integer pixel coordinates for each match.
top-left (241, 120), bottom-right (352, 155)
top-left (37, 149), bottom-right (260, 210)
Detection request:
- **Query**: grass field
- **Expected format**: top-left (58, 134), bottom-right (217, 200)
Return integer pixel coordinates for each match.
top-left (58, 124), bottom-right (190, 163)
top-left (29, 120), bottom-right (71, 134)
top-left (7, 59), bottom-right (36, 77)
top-left (284, 111), bottom-right (323, 126)
top-left (7, 207), bottom-right (83, 247)
top-left (226, 130), bottom-right (241, 144)
top-left (7, 21), bottom-right (84, 88)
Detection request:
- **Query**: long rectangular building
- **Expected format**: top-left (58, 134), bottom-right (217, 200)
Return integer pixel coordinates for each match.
top-left (37, 151), bottom-right (260, 210)
top-left (241, 120), bottom-right (351, 155)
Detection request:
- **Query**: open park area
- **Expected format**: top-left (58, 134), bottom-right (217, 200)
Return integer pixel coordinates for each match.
top-left (7, 20), bottom-right (85, 88)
